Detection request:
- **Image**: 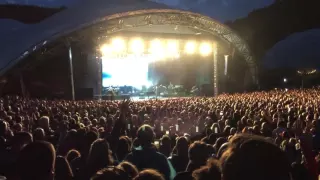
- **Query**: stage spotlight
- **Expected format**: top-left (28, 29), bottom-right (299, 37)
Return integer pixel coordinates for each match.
top-left (149, 39), bottom-right (165, 60)
top-left (111, 37), bottom-right (126, 53)
top-left (100, 44), bottom-right (112, 56)
top-left (130, 38), bottom-right (144, 54)
top-left (174, 53), bottom-right (180, 59)
top-left (149, 39), bottom-right (163, 53)
top-left (185, 41), bottom-right (196, 54)
top-left (166, 40), bottom-right (179, 55)
top-left (199, 42), bottom-right (212, 56)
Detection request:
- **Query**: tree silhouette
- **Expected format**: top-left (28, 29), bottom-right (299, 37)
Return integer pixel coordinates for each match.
top-left (226, 0), bottom-right (320, 63)
top-left (0, 4), bottom-right (65, 24)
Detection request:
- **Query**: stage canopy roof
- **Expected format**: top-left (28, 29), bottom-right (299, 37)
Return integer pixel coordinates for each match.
top-left (0, 0), bottom-right (257, 84)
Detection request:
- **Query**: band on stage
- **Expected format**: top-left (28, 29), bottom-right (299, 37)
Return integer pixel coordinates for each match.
top-left (103, 83), bottom-right (200, 100)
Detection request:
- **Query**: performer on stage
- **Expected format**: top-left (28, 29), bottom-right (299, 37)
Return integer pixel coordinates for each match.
top-left (191, 85), bottom-right (199, 96)
top-left (106, 86), bottom-right (116, 100)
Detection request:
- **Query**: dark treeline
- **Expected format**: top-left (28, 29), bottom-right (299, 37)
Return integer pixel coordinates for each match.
top-left (0, 4), bottom-right (65, 24)
top-left (226, 0), bottom-right (320, 64)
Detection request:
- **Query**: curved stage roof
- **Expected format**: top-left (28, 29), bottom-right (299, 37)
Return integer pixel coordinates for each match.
top-left (0, 0), bottom-right (257, 84)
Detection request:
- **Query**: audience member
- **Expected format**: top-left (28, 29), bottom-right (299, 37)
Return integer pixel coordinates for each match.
top-left (0, 89), bottom-right (319, 180)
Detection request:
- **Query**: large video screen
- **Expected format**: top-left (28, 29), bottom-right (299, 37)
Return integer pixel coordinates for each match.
top-left (102, 56), bottom-right (152, 89)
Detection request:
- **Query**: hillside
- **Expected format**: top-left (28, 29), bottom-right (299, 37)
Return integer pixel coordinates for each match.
top-left (226, 0), bottom-right (320, 63)
top-left (0, 4), bottom-right (65, 24)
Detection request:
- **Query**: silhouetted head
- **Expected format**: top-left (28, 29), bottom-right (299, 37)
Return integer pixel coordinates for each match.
top-left (33, 128), bottom-right (46, 141)
top-left (87, 139), bottom-right (114, 177)
top-left (192, 159), bottom-right (221, 180)
top-left (12, 132), bottom-right (33, 151)
top-left (220, 134), bottom-right (291, 180)
top-left (66, 149), bottom-right (81, 163)
top-left (17, 141), bottom-right (56, 180)
top-left (0, 120), bottom-right (8, 137)
top-left (91, 166), bottom-right (129, 180)
top-left (188, 141), bottom-right (209, 164)
top-left (117, 161), bottom-right (139, 179)
top-left (175, 136), bottom-right (189, 156)
top-left (137, 125), bottom-right (154, 147)
top-left (116, 136), bottom-right (131, 161)
top-left (38, 116), bottom-right (50, 130)
top-left (55, 156), bottom-right (73, 180)
top-left (134, 169), bottom-right (165, 180)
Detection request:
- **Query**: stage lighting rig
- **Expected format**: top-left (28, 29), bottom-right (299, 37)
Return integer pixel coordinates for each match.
top-left (149, 39), bottom-right (166, 60)
top-left (166, 40), bottom-right (179, 55)
top-left (100, 44), bottom-right (112, 56)
top-left (199, 42), bottom-right (212, 56)
top-left (184, 41), bottom-right (196, 54)
top-left (130, 38), bottom-right (144, 55)
top-left (111, 37), bottom-right (126, 53)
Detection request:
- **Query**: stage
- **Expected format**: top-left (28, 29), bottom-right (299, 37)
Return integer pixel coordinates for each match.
top-left (94, 94), bottom-right (191, 101)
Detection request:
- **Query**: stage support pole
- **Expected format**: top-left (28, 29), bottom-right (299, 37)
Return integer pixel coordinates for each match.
top-left (224, 55), bottom-right (229, 76)
top-left (223, 55), bottom-right (229, 93)
top-left (213, 43), bottom-right (218, 96)
top-left (67, 42), bottom-right (75, 101)
top-left (97, 57), bottom-right (102, 100)
top-left (20, 73), bottom-right (26, 98)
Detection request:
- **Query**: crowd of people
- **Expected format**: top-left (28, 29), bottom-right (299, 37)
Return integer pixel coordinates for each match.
top-left (0, 89), bottom-right (320, 180)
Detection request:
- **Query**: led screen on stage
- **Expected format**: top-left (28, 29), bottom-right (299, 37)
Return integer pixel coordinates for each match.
top-left (101, 56), bottom-right (151, 89)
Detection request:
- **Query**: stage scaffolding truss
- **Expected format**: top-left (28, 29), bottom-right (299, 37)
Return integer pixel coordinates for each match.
top-left (2, 7), bottom-right (257, 98)
top-left (69, 9), bottom-right (257, 96)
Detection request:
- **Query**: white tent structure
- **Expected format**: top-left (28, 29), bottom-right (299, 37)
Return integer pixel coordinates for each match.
top-left (0, 0), bottom-right (257, 81)
top-left (0, 0), bottom-right (257, 98)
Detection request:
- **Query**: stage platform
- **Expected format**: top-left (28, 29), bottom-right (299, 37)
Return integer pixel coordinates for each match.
top-left (94, 95), bottom-right (190, 101)
top-left (130, 96), bottom-right (173, 101)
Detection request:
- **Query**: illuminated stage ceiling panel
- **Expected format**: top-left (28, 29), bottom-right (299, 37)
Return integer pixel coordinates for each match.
top-left (125, 25), bottom-right (205, 35)
top-left (0, 0), bottom-right (257, 84)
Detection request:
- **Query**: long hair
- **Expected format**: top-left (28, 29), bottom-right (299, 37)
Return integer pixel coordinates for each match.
top-left (55, 156), bottom-right (73, 180)
top-left (87, 139), bottom-right (114, 177)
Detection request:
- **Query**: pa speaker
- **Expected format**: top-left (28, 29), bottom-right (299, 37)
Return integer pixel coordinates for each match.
top-left (201, 84), bottom-right (213, 96)
top-left (75, 88), bottom-right (93, 100)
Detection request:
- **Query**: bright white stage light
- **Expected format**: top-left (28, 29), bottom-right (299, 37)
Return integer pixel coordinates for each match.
top-left (149, 39), bottom-right (163, 53)
top-left (111, 37), bottom-right (126, 53)
top-left (166, 40), bottom-right (179, 55)
top-left (149, 39), bottom-right (165, 60)
top-left (185, 41), bottom-right (196, 54)
top-left (100, 44), bottom-right (112, 56)
top-left (199, 42), bottom-right (212, 56)
top-left (130, 38), bottom-right (144, 54)
top-left (174, 53), bottom-right (180, 59)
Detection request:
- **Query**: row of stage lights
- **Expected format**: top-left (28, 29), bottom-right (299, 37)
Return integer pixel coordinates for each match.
top-left (100, 37), bottom-right (215, 59)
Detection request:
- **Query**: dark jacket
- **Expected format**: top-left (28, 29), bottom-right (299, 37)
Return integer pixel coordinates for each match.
top-left (168, 154), bottom-right (189, 173)
top-left (125, 146), bottom-right (176, 180)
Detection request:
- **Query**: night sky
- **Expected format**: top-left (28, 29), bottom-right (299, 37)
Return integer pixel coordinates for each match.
top-left (0, 0), bottom-right (274, 21)
top-left (1, 0), bottom-right (319, 68)
top-left (152, 0), bottom-right (274, 21)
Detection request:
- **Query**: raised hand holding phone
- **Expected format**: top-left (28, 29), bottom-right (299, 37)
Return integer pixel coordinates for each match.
top-left (214, 127), bottom-right (218, 134)
top-left (120, 99), bottom-right (130, 113)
